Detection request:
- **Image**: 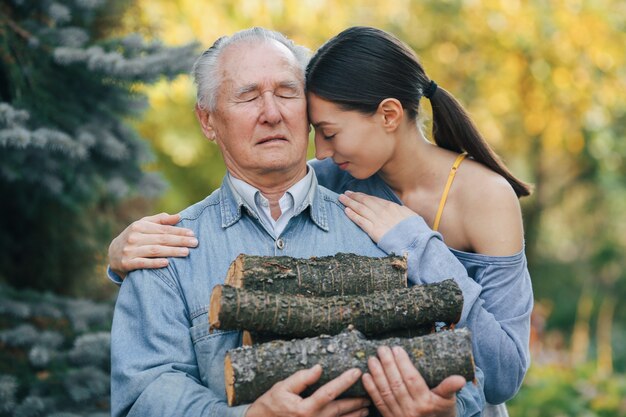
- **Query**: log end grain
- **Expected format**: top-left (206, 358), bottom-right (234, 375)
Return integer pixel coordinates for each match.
top-left (392, 255), bottom-right (408, 287)
top-left (225, 254), bottom-right (245, 288)
top-left (224, 353), bottom-right (236, 406)
top-left (390, 255), bottom-right (408, 270)
top-left (209, 285), bottom-right (223, 331)
top-left (242, 330), bottom-right (253, 346)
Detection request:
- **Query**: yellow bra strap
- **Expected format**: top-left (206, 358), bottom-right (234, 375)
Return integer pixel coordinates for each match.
top-left (433, 153), bottom-right (467, 232)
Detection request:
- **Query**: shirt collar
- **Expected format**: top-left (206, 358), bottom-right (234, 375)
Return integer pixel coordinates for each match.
top-left (227, 174), bottom-right (265, 217)
top-left (220, 165), bottom-right (328, 230)
top-left (227, 167), bottom-right (313, 215)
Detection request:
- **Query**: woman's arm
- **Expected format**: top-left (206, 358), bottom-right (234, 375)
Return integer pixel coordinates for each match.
top-left (107, 160), bottom-right (341, 280)
top-left (338, 192), bottom-right (532, 404)
top-left (107, 160), bottom-right (340, 280)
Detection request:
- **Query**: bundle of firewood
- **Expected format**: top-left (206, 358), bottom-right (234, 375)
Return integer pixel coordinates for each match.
top-left (208, 253), bottom-right (474, 407)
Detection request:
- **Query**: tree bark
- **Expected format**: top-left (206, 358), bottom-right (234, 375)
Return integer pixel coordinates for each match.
top-left (225, 253), bottom-right (407, 296)
top-left (245, 326), bottom-right (435, 345)
top-left (210, 279), bottom-right (462, 338)
top-left (224, 327), bottom-right (475, 406)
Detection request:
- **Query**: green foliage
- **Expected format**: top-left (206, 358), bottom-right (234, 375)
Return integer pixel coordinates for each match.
top-left (133, 0), bottom-right (626, 372)
top-left (2, 1), bottom-right (625, 411)
top-left (0, 284), bottom-right (114, 416)
top-left (0, 0), bottom-right (198, 292)
top-left (508, 364), bottom-right (626, 417)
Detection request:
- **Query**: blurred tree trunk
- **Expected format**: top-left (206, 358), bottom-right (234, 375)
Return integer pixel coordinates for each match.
top-left (571, 281), bottom-right (594, 365)
top-left (596, 294), bottom-right (615, 377)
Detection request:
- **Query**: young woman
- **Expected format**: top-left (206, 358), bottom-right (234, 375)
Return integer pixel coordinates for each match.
top-left (108, 27), bottom-right (533, 417)
top-left (305, 26), bottom-right (532, 417)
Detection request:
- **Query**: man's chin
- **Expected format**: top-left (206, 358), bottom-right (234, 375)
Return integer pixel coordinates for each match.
top-left (255, 158), bottom-right (307, 175)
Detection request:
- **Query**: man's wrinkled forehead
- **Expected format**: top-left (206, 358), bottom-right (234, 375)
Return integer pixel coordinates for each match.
top-left (218, 39), bottom-right (305, 88)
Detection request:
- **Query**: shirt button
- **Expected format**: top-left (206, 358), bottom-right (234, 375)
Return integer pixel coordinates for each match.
top-left (276, 238), bottom-right (285, 250)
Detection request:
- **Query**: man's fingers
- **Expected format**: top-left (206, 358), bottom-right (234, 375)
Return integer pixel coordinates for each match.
top-left (362, 372), bottom-right (392, 416)
top-left (334, 408), bottom-right (370, 417)
top-left (319, 397), bottom-right (370, 417)
top-left (367, 356), bottom-right (402, 415)
top-left (282, 364), bottom-right (323, 395)
top-left (376, 346), bottom-right (413, 403)
top-left (340, 409), bottom-right (370, 417)
top-left (431, 375), bottom-right (466, 399)
top-left (392, 346), bottom-right (428, 398)
top-left (306, 368), bottom-right (362, 406)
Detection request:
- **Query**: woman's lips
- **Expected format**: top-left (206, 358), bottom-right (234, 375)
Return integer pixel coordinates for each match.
top-left (337, 161), bottom-right (349, 170)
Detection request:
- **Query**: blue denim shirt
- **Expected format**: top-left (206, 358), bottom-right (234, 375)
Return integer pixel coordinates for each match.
top-left (111, 172), bottom-right (485, 417)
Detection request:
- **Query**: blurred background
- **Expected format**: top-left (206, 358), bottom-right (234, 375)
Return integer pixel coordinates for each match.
top-left (1, 0), bottom-right (625, 416)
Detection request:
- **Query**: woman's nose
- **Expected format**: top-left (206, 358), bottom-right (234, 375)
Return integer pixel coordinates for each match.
top-left (314, 133), bottom-right (333, 160)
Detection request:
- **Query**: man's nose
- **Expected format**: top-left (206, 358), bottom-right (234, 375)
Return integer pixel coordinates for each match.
top-left (259, 93), bottom-right (282, 125)
top-left (314, 133), bottom-right (333, 160)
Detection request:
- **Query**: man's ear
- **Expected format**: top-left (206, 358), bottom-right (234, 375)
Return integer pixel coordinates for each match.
top-left (195, 104), bottom-right (216, 141)
top-left (377, 98), bottom-right (404, 132)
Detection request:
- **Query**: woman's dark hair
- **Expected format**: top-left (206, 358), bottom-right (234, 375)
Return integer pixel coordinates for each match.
top-left (306, 26), bottom-right (531, 197)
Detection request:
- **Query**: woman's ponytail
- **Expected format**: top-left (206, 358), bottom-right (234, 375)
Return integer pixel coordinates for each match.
top-left (306, 26), bottom-right (532, 198)
top-left (428, 85), bottom-right (532, 197)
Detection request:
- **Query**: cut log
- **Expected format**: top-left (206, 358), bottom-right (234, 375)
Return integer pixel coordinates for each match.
top-left (227, 253), bottom-right (409, 346)
top-left (371, 326), bottom-right (435, 339)
top-left (225, 253), bottom-right (407, 296)
top-left (224, 327), bottom-right (475, 406)
top-left (210, 279), bottom-right (462, 338)
top-left (246, 326), bottom-right (435, 346)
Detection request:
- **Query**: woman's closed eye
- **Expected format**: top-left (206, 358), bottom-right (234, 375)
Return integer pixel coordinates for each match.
top-left (314, 127), bottom-right (336, 140)
top-left (320, 129), bottom-right (336, 140)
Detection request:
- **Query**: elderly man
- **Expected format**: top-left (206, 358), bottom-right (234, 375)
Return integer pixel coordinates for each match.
top-left (111, 28), bottom-right (484, 417)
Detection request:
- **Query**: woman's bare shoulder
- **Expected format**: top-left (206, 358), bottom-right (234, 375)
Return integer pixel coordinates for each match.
top-left (455, 159), bottom-right (524, 256)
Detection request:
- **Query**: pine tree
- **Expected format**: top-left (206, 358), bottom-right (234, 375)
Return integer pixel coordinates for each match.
top-left (0, 0), bottom-right (198, 291)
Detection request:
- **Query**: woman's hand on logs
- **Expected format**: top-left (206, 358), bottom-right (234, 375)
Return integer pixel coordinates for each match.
top-left (363, 346), bottom-right (466, 417)
top-left (338, 191), bottom-right (417, 243)
top-left (245, 364), bottom-right (371, 417)
top-left (108, 212), bottom-right (198, 279)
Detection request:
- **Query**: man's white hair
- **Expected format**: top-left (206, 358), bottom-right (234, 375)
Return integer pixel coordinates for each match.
top-left (191, 27), bottom-right (310, 111)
